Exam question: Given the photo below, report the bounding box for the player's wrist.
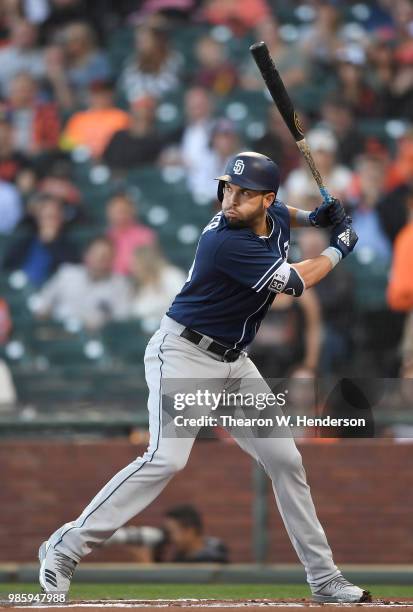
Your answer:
[321,246,342,269]
[295,209,313,227]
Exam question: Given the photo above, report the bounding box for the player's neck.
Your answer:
[251,213,270,237]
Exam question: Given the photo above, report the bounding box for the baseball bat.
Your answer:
[249,41,332,203]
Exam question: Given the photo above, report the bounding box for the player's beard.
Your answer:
[225,217,249,229]
[224,206,265,230]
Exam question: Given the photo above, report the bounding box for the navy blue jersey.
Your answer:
[167,200,291,349]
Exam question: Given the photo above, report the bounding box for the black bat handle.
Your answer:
[249,41,304,142]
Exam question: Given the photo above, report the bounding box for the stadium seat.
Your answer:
[107,26,134,72]
[100,320,150,364]
[343,255,389,311]
[21,320,107,367]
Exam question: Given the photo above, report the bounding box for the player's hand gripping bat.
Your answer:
[250,41,332,205]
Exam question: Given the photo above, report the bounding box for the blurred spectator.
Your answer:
[0,114,31,183]
[16,0,49,24]
[46,21,111,110]
[186,118,241,202]
[0,298,12,345]
[299,2,342,65]
[33,236,132,329]
[387,131,413,190]
[201,0,270,35]
[4,194,78,287]
[119,18,183,103]
[284,130,352,209]
[164,505,229,563]
[297,229,355,375]
[130,243,185,323]
[242,19,308,95]
[347,155,404,375]
[133,0,198,23]
[14,166,39,202]
[103,96,180,171]
[193,35,237,96]
[387,188,413,376]
[37,154,82,215]
[0,179,22,234]
[334,45,380,118]
[181,87,214,188]
[0,3,16,46]
[350,155,392,263]
[368,36,396,116]
[374,133,413,244]
[60,79,129,158]
[251,106,301,183]
[39,0,116,43]
[250,289,321,378]
[106,193,156,275]
[320,97,366,168]
[378,181,410,245]
[372,35,413,121]
[0,298,15,406]
[6,72,61,155]
[0,19,46,95]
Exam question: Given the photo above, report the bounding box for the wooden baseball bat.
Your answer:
[249,41,332,203]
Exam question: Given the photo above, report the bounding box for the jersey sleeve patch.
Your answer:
[267,261,291,293]
[268,262,305,297]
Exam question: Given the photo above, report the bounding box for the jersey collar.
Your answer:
[258,214,275,239]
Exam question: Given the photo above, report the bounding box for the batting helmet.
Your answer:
[216,151,280,202]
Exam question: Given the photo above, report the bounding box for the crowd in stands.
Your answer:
[0,0,412,386]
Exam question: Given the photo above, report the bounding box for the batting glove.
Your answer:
[329,216,358,259]
[309,197,346,228]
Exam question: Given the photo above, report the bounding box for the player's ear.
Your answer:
[263,192,275,208]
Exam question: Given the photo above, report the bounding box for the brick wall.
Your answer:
[1,439,411,564]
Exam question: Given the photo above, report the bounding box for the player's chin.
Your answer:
[225,216,247,229]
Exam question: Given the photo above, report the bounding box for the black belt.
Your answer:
[180,328,242,362]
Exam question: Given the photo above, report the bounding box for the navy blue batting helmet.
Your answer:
[216,151,280,202]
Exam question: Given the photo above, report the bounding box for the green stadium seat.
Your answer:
[67,227,105,252]
[12,368,92,403]
[100,320,149,364]
[21,321,107,367]
[218,89,270,128]
[343,254,389,311]
[170,24,210,73]
[0,235,13,267]
[107,26,134,72]
[60,364,147,403]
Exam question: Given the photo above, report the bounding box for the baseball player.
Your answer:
[39,152,370,603]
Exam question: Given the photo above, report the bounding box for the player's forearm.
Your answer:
[287,206,312,228]
[291,255,334,289]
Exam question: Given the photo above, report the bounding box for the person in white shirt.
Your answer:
[34,236,132,329]
[119,20,183,103]
[130,243,186,325]
[181,87,214,200]
[0,20,46,95]
[184,116,241,203]
[284,129,352,210]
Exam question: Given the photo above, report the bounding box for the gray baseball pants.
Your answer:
[47,315,339,588]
